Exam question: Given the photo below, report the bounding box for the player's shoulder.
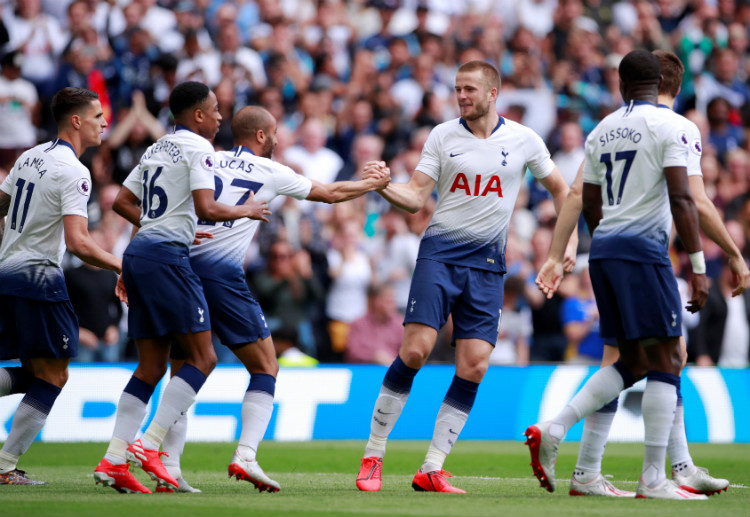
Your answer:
[496,116,546,145]
[430,118,463,137]
[41,140,87,174]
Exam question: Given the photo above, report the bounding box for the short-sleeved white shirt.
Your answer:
[583,101,689,264]
[122,126,216,252]
[189,146,312,281]
[416,117,555,273]
[657,105,703,178]
[0,139,91,300]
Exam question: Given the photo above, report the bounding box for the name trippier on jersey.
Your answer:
[598,127,642,146]
[139,139,183,164]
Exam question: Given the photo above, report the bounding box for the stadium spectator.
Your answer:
[326,218,372,358]
[560,267,603,363]
[0,50,39,173]
[65,229,123,363]
[692,258,750,368]
[251,239,326,357]
[490,274,532,366]
[345,283,403,365]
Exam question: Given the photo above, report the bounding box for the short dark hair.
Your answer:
[50,87,99,125]
[653,50,684,97]
[619,50,660,84]
[231,106,273,142]
[169,81,210,120]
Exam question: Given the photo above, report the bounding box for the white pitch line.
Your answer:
[280,472,750,489]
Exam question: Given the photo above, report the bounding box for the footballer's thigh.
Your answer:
[26,357,71,388]
[173,330,218,376]
[601,344,620,367]
[133,337,171,385]
[454,338,494,383]
[233,336,279,377]
[398,323,439,369]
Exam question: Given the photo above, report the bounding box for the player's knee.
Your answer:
[135,363,168,385]
[400,347,430,369]
[195,348,218,375]
[54,368,70,388]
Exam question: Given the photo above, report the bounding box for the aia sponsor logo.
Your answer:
[449,173,503,197]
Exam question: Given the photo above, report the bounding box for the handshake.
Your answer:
[361,161,391,190]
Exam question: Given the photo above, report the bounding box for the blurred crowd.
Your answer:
[0,0,748,367]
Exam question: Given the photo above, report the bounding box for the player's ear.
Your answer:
[71,114,82,130]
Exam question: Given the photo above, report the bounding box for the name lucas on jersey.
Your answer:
[218,158,254,173]
[599,127,642,146]
[450,172,503,197]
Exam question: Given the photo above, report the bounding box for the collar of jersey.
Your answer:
[657,104,672,109]
[174,124,194,133]
[231,145,256,156]
[51,138,76,155]
[627,100,655,107]
[459,116,505,136]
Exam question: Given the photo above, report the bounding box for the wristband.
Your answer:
[689,251,706,275]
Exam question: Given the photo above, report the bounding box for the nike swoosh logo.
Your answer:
[449,152,464,157]
[448,429,458,435]
[377,409,396,415]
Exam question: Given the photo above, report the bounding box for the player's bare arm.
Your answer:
[376,170,436,214]
[688,175,750,296]
[0,191,9,244]
[536,163,585,298]
[112,186,142,227]
[63,214,122,274]
[581,181,603,234]
[193,188,271,223]
[306,161,390,203]
[537,166,577,271]
[665,165,708,312]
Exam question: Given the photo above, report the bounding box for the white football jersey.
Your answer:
[0,139,91,300]
[658,104,703,177]
[583,101,689,265]
[416,117,554,272]
[122,126,216,250]
[189,146,312,281]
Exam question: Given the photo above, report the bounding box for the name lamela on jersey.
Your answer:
[17,156,47,178]
[599,127,643,146]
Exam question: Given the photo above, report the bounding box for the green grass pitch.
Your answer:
[2,441,748,517]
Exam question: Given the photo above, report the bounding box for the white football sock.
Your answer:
[421,403,468,472]
[237,390,275,461]
[641,379,677,487]
[162,412,188,478]
[142,376,197,450]
[0,368,13,397]
[668,402,695,475]
[104,392,149,464]
[550,365,624,440]
[575,408,616,475]
[364,386,409,458]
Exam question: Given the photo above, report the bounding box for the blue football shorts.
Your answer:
[0,295,79,360]
[123,253,211,339]
[589,258,682,342]
[403,258,504,345]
